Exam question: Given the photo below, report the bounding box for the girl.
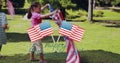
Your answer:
[27,2,57,63]
[0,2,8,57]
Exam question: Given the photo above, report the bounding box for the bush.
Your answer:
[66,9,87,19]
[77,10,87,17]
[94,11,104,17]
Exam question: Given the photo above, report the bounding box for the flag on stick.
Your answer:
[59,21,85,42]
[27,21,53,42]
[65,37,80,63]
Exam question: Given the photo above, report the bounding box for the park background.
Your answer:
[0,0,120,63]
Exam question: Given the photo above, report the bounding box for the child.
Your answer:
[0,2,9,57]
[27,2,57,63]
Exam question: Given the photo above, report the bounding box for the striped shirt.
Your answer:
[0,12,8,44]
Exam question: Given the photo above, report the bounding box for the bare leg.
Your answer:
[39,53,44,61]
[30,52,35,60]
[39,53,47,63]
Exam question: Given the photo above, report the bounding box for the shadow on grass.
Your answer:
[66,19,86,22]
[80,50,120,63]
[93,20,120,24]
[7,33,30,42]
[0,53,66,63]
[0,50,120,63]
[6,32,64,42]
[93,20,120,28]
[104,24,120,28]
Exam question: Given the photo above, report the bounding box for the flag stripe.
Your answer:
[59,28,71,36]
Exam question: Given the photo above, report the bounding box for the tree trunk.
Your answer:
[88,0,94,22]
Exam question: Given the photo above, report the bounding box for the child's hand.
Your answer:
[45,3,49,7]
[2,24,9,30]
[54,9,59,14]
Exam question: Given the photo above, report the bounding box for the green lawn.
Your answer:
[66,9,120,21]
[93,10,120,20]
[0,15,120,63]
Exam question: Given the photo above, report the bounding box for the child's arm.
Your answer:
[40,10,57,19]
[41,4,49,11]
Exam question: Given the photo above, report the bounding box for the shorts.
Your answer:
[30,40,43,53]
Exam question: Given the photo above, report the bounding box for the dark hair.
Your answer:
[27,2,41,19]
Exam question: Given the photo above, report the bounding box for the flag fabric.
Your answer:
[48,4,64,26]
[65,37,80,63]
[52,10,64,26]
[48,4,54,12]
[6,0,15,19]
[59,21,85,42]
[27,21,53,42]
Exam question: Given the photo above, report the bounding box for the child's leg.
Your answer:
[30,51,35,60]
[30,43,38,61]
[39,52,45,61]
[35,40,47,63]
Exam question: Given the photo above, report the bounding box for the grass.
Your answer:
[66,9,120,22]
[93,10,120,20]
[0,14,120,63]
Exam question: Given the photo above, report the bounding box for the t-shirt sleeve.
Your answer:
[33,13,42,19]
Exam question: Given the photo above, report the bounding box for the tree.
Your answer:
[88,0,94,22]
[27,0,39,4]
[111,0,120,6]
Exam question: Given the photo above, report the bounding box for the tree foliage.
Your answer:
[59,0,76,8]
[27,0,76,9]
[111,0,120,6]
[11,0,25,8]
[96,0,120,7]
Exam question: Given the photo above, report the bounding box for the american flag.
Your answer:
[65,37,80,63]
[52,10,64,26]
[48,4,64,26]
[27,21,53,42]
[59,21,85,42]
